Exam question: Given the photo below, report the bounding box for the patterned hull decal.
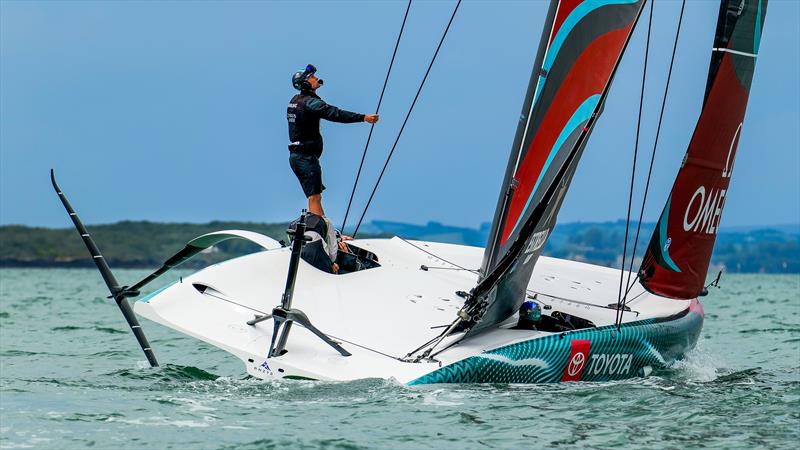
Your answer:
[409,301,703,385]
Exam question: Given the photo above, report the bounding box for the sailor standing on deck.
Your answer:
[287,64,379,218]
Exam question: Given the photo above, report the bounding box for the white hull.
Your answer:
[133,236,703,384]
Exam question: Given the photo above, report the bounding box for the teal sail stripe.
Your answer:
[531,0,640,108]
[658,196,682,272]
[510,94,601,234]
[754,0,762,53]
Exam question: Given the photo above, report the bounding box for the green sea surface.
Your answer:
[1,269,798,449]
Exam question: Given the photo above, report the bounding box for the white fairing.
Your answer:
[134,237,690,383]
[189,230,282,251]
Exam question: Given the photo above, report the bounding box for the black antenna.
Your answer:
[50,170,159,367]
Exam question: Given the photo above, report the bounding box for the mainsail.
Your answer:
[466,0,646,336]
[639,0,767,299]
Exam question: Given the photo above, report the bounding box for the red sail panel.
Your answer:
[481,0,646,275]
[499,25,632,246]
[640,0,767,299]
[550,0,584,45]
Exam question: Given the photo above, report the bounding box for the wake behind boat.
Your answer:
[53,0,766,384]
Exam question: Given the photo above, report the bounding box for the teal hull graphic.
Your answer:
[409,301,703,385]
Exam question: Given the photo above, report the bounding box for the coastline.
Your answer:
[2,220,797,273]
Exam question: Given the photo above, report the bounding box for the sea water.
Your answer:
[1,269,798,449]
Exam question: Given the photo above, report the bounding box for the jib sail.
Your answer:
[639,0,767,299]
[467,0,646,336]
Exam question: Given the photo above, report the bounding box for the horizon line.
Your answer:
[2,218,798,231]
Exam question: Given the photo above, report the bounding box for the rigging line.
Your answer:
[422,266,478,272]
[351,0,462,238]
[621,0,687,305]
[205,291,406,361]
[326,334,406,361]
[405,331,450,359]
[341,0,413,234]
[621,288,650,307]
[616,0,654,329]
[398,236,480,274]
[527,289,640,316]
[203,291,269,316]
[623,271,639,297]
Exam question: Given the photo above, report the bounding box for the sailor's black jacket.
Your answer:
[287,90,364,158]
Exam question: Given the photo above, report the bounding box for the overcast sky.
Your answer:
[1,0,798,230]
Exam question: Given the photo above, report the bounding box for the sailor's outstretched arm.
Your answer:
[307,98,365,123]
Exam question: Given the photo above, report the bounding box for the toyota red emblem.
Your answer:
[561,339,591,381]
[567,351,586,377]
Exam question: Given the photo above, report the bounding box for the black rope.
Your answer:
[206,288,406,362]
[421,265,477,272]
[326,333,406,361]
[398,236,479,274]
[526,289,640,316]
[616,0,653,329]
[341,0,412,235]
[352,0,462,238]
[620,0,687,317]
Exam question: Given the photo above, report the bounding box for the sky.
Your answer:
[1,0,798,231]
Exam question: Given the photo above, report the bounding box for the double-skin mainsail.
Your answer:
[463,0,647,336]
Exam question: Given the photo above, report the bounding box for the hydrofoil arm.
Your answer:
[50,169,159,367]
[127,230,281,294]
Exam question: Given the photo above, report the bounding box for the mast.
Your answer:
[465,0,647,337]
[481,0,560,278]
[639,0,768,299]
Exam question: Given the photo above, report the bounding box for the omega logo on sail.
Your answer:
[681,122,741,235]
[683,186,727,234]
[722,123,743,179]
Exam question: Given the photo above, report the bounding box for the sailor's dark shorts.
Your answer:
[289,152,325,198]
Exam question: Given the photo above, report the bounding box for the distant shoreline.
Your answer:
[1,220,797,273]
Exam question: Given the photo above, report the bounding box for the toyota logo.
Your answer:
[567,352,586,377]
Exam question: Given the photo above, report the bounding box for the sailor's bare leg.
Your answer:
[308,194,325,217]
